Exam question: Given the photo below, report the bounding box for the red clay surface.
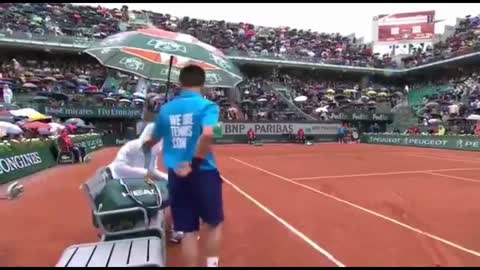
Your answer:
[2,143,480,266]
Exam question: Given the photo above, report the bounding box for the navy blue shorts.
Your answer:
[167,168,224,232]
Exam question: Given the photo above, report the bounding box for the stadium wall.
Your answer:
[362,133,480,151]
[0,134,103,185]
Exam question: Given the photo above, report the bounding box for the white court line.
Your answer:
[229,157,480,258]
[406,154,480,164]
[425,172,480,184]
[291,167,480,181]
[220,175,346,267]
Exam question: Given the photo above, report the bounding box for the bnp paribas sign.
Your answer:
[44,106,142,119]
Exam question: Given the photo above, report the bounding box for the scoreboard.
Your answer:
[373,10,435,42]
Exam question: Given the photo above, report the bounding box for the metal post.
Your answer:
[163,56,174,103]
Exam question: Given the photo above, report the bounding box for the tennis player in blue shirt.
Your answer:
[143,65,223,267]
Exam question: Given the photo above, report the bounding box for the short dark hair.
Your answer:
[179,65,205,88]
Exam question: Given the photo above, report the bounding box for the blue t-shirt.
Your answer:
[152,90,219,171]
[338,127,345,135]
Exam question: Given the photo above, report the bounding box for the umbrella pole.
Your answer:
[163,56,174,103]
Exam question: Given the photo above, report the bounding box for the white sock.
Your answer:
[206,257,219,267]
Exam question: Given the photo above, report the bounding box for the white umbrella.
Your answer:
[104,97,117,102]
[0,121,23,135]
[326,89,335,94]
[367,90,377,96]
[119,99,131,103]
[378,92,388,97]
[133,98,145,103]
[315,106,329,113]
[257,98,268,102]
[343,89,357,94]
[426,102,440,108]
[467,114,480,120]
[133,92,146,99]
[294,96,308,102]
[428,118,442,125]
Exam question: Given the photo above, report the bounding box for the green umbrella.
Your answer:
[84,27,243,89]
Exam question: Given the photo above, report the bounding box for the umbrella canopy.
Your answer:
[294,96,308,102]
[43,76,57,82]
[426,102,440,108]
[315,106,329,113]
[367,90,377,96]
[22,121,51,131]
[360,96,370,101]
[48,122,65,133]
[104,97,117,102]
[77,79,89,85]
[86,85,99,92]
[326,89,335,94]
[133,92,146,99]
[378,92,388,97]
[22,83,37,88]
[133,98,145,103]
[0,121,23,135]
[466,114,480,120]
[119,98,131,103]
[28,77,42,83]
[9,108,48,121]
[65,118,85,126]
[257,98,268,102]
[428,118,442,125]
[84,27,243,87]
[343,89,357,94]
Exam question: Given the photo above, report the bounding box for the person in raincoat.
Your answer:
[107,123,184,243]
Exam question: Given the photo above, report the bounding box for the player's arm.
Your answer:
[191,103,219,169]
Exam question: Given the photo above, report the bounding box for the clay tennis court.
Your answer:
[2,143,480,266]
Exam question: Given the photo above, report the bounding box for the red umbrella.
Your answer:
[22,121,51,131]
[86,85,99,92]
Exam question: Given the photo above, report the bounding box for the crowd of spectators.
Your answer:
[411,67,480,135]
[231,71,406,121]
[1,3,480,69]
